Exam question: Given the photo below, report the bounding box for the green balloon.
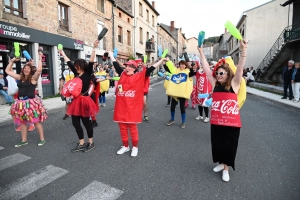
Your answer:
[161,49,169,58]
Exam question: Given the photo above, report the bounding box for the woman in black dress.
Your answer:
[197,39,247,182]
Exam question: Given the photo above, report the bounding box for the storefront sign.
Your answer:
[74,40,84,50]
[0,21,83,51]
[0,23,30,39]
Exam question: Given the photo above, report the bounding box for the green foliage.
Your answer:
[128,54,136,60]
[203,36,220,44]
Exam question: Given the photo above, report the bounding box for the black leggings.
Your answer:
[198,105,209,117]
[71,115,93,140]
[171,97,185,114]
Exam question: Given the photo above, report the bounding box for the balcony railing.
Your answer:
[256,23,300,76]
[145,41,155,53]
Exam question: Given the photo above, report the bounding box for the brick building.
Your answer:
[0,0,113,97]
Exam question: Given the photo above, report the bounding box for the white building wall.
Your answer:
[133,0,158,61]
[244,0,292,69]
[186,38,198,55]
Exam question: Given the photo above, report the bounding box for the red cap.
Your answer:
[124,60,138,68]
[135,59,142,64]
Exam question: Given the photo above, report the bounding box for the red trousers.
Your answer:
[118,123,138,147]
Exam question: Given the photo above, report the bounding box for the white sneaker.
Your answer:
[293,100,299,103]
[117,146,130,155]
[102,103,106,107]
[222,170,230,182]
[131,147,138,157]
[213,164,224,172]
[204,117,210,123]
[195,115,203,120]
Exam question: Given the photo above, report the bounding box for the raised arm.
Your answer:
[197,47,215,87]
[5,58,21,80]
[232,40,248,92]
[108,51,123,75]
[90,40,99,63]
[59,50,76,75]
[32,52,43,81]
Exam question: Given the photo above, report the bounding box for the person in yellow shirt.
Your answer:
[95,65,110,106]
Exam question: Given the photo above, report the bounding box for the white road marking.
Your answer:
[68,181,124,200]
[0,165,69,200]
[0,153,31,171]
[0,146,4,150]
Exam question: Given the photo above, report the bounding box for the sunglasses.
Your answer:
[215,71,227,76]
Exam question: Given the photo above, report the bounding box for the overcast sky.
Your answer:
[154,0,272,38]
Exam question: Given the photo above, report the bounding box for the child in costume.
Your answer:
[95,65,110,107]
[197,39,247,182]
[164,59,196,129]
[110,51,166,157]
[6,51,47,147]
[194,63,212,123]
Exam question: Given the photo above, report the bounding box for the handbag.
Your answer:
[7,76,18,95]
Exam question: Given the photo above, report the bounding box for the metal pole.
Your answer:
[288,4,290,26]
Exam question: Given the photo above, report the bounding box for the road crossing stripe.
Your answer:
[68,181,124,200]
[0,165,69,200]
[0,153,31,172]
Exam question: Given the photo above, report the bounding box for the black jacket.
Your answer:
[0,77,8,90]
[292,68,300,82]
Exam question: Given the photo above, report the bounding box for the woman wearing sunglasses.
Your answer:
[197,39,247,182]
[108,51,166,157]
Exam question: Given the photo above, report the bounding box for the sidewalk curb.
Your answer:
[0,77,164,126]
[247,90,300,110]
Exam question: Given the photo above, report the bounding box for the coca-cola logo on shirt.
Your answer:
[117,90,136,97]
[197,76,205,92]
[212,99,239,115]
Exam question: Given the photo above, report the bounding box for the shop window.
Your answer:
[127,30,131,46]
[4,0,23,17]
[97,0,105,13]
[58,2,69,31]
[139,2,143,16]
[118,26,123,43]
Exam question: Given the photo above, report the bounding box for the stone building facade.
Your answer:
[0,0,113,97]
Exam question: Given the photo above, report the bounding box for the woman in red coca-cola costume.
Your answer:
[193,63,212,123]
[197,39,247,182]
[59,40,99,153]
[108,51,166,157]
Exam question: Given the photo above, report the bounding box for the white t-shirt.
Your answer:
[246,72,255,81]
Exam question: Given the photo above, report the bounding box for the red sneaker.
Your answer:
[28,125,35,132]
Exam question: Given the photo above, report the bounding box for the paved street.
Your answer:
[0,83,300,200]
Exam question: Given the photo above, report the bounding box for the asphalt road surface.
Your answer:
[0,83,299,200]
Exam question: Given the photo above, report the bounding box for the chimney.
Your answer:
[170,21,174,32]
[225,28,227,33]
[152,1,155,9]
[180,28,182,32]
